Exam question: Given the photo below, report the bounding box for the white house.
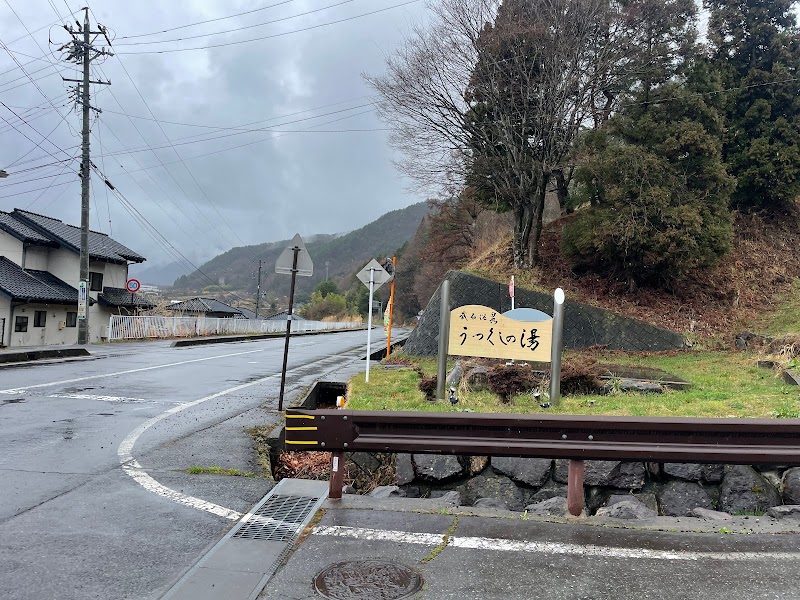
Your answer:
[0,209,153,347]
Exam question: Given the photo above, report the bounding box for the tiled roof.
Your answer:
[236,306,267,320]
[98,287,157,309]
[166,297,243,315]
[0,256,89,304]
[264,309,306,321]
[0,211,57,245]
[11,209,146,263]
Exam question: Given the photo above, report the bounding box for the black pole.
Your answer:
[278,246,300,411]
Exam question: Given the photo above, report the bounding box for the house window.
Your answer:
[15,316,28,332]
[34,310,47,327]
[89,271,104,291]
[66,312,77,328]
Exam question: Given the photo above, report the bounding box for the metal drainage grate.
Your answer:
[232,494,319,542]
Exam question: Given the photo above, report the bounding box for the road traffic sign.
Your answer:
[276,234,313,276]
[126,278,141,293]
[357,259,393,290]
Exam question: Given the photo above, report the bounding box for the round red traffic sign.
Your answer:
[126,278,141,293]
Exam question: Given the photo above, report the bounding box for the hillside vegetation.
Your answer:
[465,205,800,344]
[173,202,428,302]
[373,0,800,343]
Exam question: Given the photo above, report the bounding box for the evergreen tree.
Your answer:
[564,61,734,287]
[707,0,800,210]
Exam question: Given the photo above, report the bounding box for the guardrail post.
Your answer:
[567,459,585,516]
[329,451,346,500]
[329,398,346,499]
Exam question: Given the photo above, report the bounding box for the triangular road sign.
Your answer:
[276,233,313,276]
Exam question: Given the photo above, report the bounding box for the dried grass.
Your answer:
[466,209,800,345]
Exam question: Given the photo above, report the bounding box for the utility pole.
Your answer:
[61,9,111,344]
[255,260,263,318]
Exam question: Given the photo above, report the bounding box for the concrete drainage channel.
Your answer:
[160,479,328,600]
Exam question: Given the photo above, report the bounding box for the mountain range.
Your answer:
[140,202,428,297]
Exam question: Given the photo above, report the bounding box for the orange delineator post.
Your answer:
[386,255,397,358]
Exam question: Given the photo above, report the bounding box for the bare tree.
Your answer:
[367,0,634,267]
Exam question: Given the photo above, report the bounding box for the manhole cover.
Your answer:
[313,559,423,600]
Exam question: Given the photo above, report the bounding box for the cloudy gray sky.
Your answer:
[0,0,430,273]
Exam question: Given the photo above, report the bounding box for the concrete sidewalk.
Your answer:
[162,481,800,600]
[261,493,800,600]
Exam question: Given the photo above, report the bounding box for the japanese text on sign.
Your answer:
[448,305,553,362]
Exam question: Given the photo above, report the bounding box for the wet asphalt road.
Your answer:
[0,330,384,600]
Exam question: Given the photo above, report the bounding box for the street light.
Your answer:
[0,170,8,178]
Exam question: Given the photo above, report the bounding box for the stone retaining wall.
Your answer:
[403,271,685,355]
[364,453,800,520]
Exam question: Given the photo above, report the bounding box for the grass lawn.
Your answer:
[347,351,800,419]
[748,279,800,337]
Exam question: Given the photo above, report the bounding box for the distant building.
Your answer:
[235,306,267,320]
[264,309,306,321]
[166,297,247,319]
[0,209,153,347]
[139,284,162,295]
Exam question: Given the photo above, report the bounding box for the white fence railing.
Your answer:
[107,315,362,341]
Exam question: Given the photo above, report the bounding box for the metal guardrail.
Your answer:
[285,410,800,463]
[285,409,800,513]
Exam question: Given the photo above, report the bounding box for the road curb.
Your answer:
[0,347,90,365]
[171,327,366,348]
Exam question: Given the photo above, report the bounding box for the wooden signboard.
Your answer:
[448,304,553,362]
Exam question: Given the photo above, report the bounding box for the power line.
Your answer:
[96,116,112,236]
[115,0,422,55]
[0,158,73,175]
[0,167,77,188]
[2,105,72,169]
[93,164,252,301]
[0,179,72,199]
[0,64,62,94]
[0,6,77,165]
[119,0,299,40]
[0,101,75,167]
[30,155,79,210]
[92,8,261,261]
[91,118,231,259]
[102,107,381,178]
[0,99,70,136]
[99,93,376,131]
[95,75,247,255]
[115,0,356,46]
[98,102,377,157]
[0,61,54,89]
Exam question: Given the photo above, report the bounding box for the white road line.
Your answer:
[48,393,179,405]
[0,347,266,394]
[117,352,354,520]
[122,460,242,520]
[312,525,800,561]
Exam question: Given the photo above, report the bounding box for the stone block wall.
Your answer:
[403,271,685,356]
[387,455,800,519]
